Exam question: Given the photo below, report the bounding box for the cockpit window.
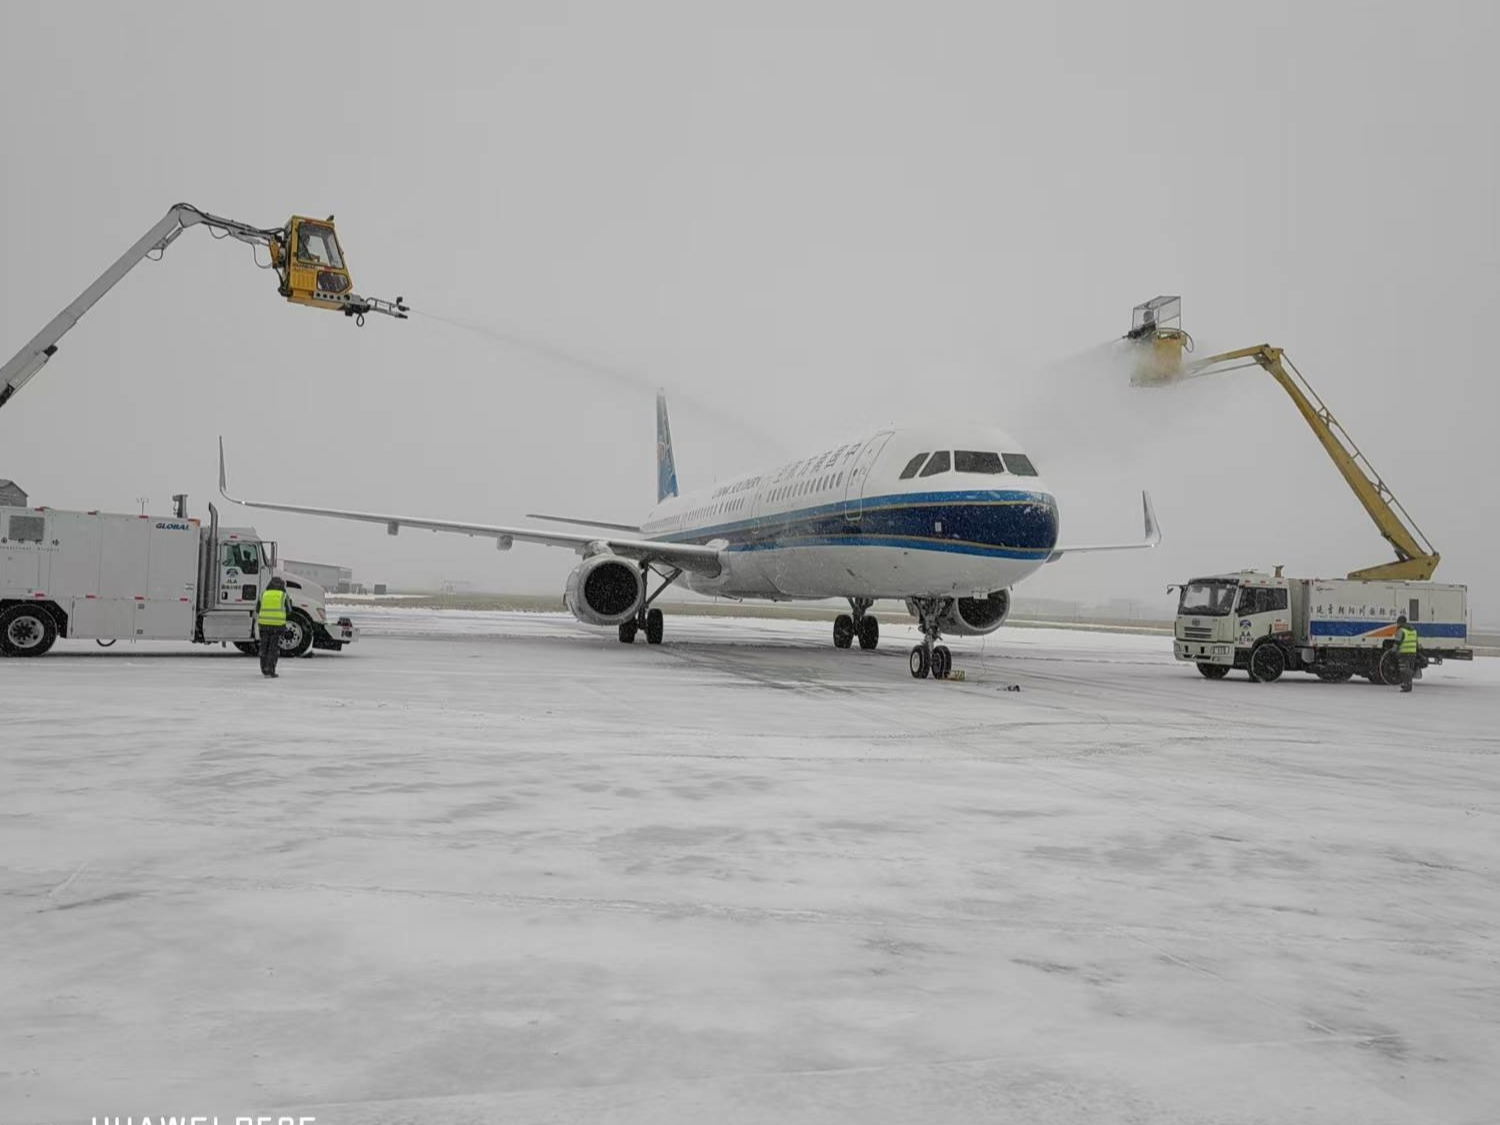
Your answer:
[954,450,1005,474]
[1002,452,1038,476]
[918,450,951,478]
[898,453,928,480]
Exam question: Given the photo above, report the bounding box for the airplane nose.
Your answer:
[970,490,1058,556]
[1040,493,1060,552]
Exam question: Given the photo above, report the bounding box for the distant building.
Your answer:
[0,480,27,507]
[285,559,354,593]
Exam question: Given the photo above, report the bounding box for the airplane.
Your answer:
[218,393,1159,679]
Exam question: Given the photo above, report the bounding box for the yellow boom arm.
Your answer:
[1126,301,1439,581]
[0,204,408,413]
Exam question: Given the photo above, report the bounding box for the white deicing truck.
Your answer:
[1125,298,1472,685]
[0,495,355,658]
[1174,571,1470,683]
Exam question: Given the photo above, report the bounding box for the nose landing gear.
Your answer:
[907,598,953,680]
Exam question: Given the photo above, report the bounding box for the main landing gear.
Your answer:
[618,563,680,646]
[906,597,953,680]
[832,598,880,651]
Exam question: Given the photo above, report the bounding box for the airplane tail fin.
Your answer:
[656,389,679,503]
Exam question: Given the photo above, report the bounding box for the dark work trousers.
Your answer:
[259,626,284,677]
[1398,653,1416,692]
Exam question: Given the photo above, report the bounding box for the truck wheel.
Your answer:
[1375,648,1402,686]
[233,641,259,656]
[279,613,316,659]
[1316,669,1353,683]
[1,605,58,657]
[1196,662,1230,680]
[1248,643,1285,683]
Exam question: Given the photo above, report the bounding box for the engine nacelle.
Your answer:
[929,589,1012,636]
[564,555,645,627]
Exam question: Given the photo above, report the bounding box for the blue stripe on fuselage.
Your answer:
[653,489,1059,559]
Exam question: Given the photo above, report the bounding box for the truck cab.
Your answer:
[206,524,354,656]
[1174,572,1282,676]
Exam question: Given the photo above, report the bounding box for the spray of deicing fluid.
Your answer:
[1004,333,1228,541]
[413,309,782,452]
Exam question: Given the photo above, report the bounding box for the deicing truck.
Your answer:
[0,496,355,658]
[1174,570,1470,683]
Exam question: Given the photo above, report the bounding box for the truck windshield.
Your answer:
[1179,580,1238,616]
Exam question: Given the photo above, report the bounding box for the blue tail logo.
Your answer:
[656,390,678,503]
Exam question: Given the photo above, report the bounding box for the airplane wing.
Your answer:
[1047,491,1161,561]
[526,513,644,533]
[217,439,722,577]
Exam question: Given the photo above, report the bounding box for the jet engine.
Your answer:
[564,555,645,626]
[929,589,1012,636]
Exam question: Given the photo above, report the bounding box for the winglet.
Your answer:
[218,436,240,504]
[1047,489,1162,561]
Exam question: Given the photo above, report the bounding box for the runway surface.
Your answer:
[2,610,1497,1124]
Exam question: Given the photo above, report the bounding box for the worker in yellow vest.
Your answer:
[1393,614,1420,693]
[256,576,291,678]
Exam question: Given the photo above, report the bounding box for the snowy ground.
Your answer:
[3,610,1497,1124]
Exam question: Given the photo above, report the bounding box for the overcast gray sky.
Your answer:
[2,1,1496,620]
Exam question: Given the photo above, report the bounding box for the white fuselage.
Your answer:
[639,424,1059,601]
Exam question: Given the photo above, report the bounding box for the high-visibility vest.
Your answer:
[258,588,287,628]
[1398,625,1419,654]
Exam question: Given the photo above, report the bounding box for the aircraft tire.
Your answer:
[857,616,879,650]
[618,620,638,644]
[833,614,854,649]
[645,608,664,645]
[931,645,952,680]
[908,645,930,679]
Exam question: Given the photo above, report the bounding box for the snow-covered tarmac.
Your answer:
[3,610,1497,1124]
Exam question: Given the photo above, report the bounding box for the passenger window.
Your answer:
[954,450,1005,474]
[918,451,951,478]
[898,453,929,480]
[1002,452,1038,476]
[1268,588,1289,613]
